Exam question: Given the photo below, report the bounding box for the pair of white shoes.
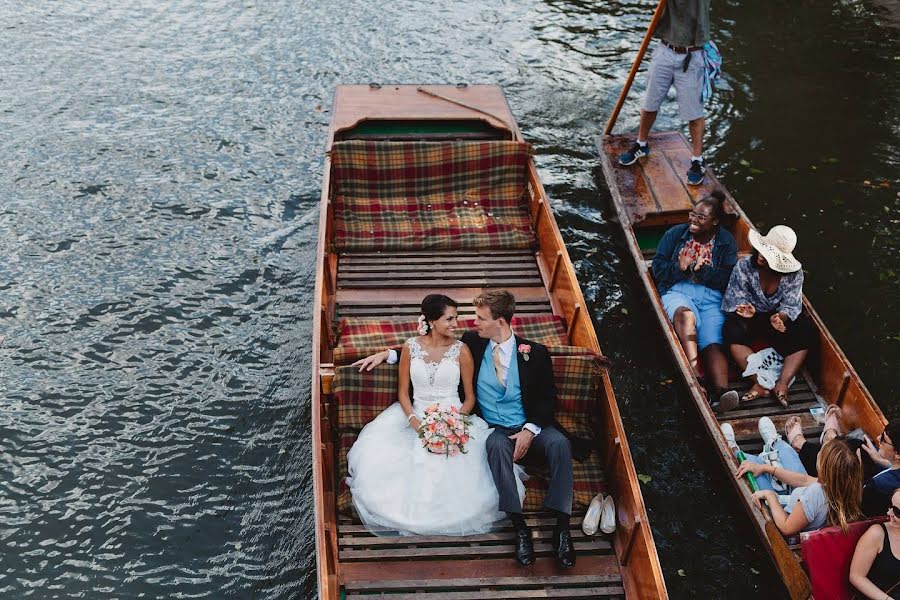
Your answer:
[582,493,616,536]
[721,417,786,490]
[721,416,780,452]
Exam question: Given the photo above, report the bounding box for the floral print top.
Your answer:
[682,238,715,272]
[721,257,804,320]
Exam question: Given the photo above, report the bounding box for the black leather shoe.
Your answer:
[552,527,576,568]
[514,526,535,566]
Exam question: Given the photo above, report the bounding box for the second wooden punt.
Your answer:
[311,84,669,599]
[597,130,887,599]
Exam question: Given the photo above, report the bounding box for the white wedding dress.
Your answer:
[346,337,526,535]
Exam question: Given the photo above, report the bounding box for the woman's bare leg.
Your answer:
[673,308,700,376]
[729,343,769,399]
[701,343,730,393]
[772,350,809,403]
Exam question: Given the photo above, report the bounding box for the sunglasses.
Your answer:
[892,505,900,518]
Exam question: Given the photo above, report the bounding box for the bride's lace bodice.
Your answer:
[407,337,462,409]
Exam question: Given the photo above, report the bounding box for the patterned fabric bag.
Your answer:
[741,347,795,390]
[701,40,722,104]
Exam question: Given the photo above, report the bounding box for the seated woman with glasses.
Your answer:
[862,421,900,517]
[850,487,900,599]
[652,190,739,411]
[721,225,816,407]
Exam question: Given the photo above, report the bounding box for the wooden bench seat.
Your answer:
[337,250,543,289]
[335,289,552,322]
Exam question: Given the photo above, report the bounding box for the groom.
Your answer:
[355,289,576,568]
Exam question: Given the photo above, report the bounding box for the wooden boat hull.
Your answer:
[311,85,669,599]
[597,131,887,600]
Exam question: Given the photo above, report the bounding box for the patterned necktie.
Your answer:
[493,344,505,387]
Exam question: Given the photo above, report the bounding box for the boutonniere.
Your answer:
[518,343,532,361]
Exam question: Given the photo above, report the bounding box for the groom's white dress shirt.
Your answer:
[386,333,541,436]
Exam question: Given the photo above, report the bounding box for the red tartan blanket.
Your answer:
[330,140,535,252]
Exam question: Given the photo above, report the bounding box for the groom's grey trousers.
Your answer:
[486,425,573,515]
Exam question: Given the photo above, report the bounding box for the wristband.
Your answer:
[406,413,416,422]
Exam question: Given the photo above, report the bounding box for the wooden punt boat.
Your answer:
[311,84,668,599]
[597,130,887,599]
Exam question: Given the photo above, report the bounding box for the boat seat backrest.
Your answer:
[332,315,570,365]
[800,516,888,600]
[329,140,535,252]
[330,140,532,201]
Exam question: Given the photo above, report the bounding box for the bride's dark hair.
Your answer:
[420,294,458,333]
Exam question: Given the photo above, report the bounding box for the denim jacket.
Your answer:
[652,223,737,295]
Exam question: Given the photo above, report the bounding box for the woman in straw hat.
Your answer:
[721,225,817,407]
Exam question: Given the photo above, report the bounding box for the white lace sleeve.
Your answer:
[406,337,426,361]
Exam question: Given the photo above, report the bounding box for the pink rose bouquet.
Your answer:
[417,404,472,457]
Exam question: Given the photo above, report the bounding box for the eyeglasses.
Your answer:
[891,505,900,518]
[688,211,713,222]
[881,432,894,449]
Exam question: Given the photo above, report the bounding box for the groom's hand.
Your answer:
[353,349,389,372]
[509,429,535,462]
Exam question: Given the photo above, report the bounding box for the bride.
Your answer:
[346,294,525,535]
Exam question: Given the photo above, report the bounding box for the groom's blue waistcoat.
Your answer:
[477,346,526,428]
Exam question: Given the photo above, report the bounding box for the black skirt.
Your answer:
[723,309,816,357]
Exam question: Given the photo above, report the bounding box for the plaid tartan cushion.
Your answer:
[552,355,602,415]
[522,451,606,512]
[333,314,570,365]
[331,140,533,200]
[333,365,399,431]
[572,451,606,510]
[336,432,355,515]
[330,140,535,251]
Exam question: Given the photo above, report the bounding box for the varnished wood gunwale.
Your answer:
[598,131,886,600]
[526,153,668,599]
[313,85,668,600]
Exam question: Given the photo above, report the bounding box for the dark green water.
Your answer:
[0,1,896,598]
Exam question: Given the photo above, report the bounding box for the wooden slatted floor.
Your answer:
[338,250,543,289]
[338,512,624,599]
[717,372,826,455]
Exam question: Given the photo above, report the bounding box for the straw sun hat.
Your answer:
[748,225,802,274]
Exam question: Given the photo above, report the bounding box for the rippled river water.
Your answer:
[1,1,897,598]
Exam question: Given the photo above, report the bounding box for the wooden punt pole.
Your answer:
[604,0,668,135]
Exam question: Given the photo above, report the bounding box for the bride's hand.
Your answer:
[409,416,421,430]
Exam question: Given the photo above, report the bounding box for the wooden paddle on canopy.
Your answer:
[604,0,669,135]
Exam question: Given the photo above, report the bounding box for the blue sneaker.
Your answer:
[618,142,649,166]
[687,159,706,185]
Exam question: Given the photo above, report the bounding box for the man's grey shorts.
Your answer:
[642,41,705,122]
